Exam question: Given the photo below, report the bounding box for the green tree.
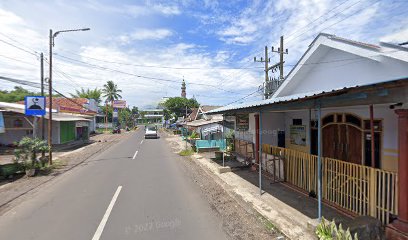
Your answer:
[70,87,102,104]
[160,97,199,119]
[0,86,40,102]
[131,106,139,114]
[119,107,133,127]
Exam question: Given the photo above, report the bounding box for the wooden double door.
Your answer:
[322,124,362,164]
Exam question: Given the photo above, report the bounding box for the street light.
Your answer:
[48,27,90,165]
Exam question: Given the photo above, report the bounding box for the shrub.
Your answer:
[189,131,199,139]
[14,137,50,170]
[316,217,358,240]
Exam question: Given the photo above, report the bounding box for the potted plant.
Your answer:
[14,137,50,177]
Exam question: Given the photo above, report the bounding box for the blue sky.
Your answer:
[0,0,407,108]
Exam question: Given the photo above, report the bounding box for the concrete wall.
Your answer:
[0,114,60,145]
[260,112,285,146]
[234,113,255,142]
[252,104,399,172]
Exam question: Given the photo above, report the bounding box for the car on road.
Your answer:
[145,126,158,139]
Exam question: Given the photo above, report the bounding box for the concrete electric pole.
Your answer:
[254,46,270,99]
[271,36,288,82]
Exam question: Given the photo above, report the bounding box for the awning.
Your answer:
[186,118,222,127]
[44,114,91,122]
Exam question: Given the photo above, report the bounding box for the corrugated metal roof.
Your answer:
[208,78,408,114]
[0,102,91,122]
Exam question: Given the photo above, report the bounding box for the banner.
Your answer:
[0,112,5,133]
[112,100,126,109]
[236,114,249,131]
[290,125,306,146]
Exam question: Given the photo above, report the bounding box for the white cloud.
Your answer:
[380,27,408,43]
[151,4,181,16]
[119,28,173,44]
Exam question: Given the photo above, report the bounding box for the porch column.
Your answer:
[386,109,408,239]
[255,114,260,164]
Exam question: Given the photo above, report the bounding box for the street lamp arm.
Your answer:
[53,28,91,38]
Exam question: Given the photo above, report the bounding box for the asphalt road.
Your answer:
[0,130,228,240]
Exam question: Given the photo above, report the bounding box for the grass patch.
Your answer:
[257,213,277,232]
[38,159,68,175]
[179,149,195,156]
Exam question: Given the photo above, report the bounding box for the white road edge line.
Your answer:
[132,150,138,159]
[140,140,144,144]
[91,186,122,240]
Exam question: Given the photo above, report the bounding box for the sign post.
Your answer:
[24,96,46,152]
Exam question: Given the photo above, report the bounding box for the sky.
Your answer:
[0,0,407,108]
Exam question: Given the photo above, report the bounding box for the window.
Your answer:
[14,119,23,128]
[345,114,362,127]
[292,119,302,125]
[322,114,334,126]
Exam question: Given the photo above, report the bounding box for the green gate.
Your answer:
[60,121,75,143]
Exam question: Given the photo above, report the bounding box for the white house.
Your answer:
[209,33,408,236]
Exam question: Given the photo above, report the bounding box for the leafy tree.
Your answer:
[131,106,139,114]
[70,87,102,104]
[160,97,199,119]
[0,86,40,102]
[119,107,134,127]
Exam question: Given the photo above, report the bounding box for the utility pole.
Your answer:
[254,46,281,99]
[40,53,45,140]
[271,36,288,82]
[254,46,270,99]
[48,27,90,165]
[48,30,53,165]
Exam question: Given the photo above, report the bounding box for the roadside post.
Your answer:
[222,114,225,167]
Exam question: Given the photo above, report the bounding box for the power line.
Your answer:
[224,87,263,106]
[0,54,39,67]
[0,75,95,112]
[0,38,39,57]
[284,0,353,40]
[53,50,263,70]
[53,53,244,94]
[286,0,375,45]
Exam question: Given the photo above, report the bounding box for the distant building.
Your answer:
[136,109,164,125]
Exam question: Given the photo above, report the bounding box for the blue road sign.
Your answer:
[25,96,46,116]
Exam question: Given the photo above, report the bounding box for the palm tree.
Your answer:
[70,87,102,104]
[102,81,122,106]
[102,81,122,128]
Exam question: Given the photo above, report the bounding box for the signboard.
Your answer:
[112,100,126,109]
[0,112,5,133]
[113,108,118,118]
[236,114,249,131]
[290,125,306,146]
[25,96,46,116]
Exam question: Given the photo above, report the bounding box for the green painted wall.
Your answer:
[60,121,75,143]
